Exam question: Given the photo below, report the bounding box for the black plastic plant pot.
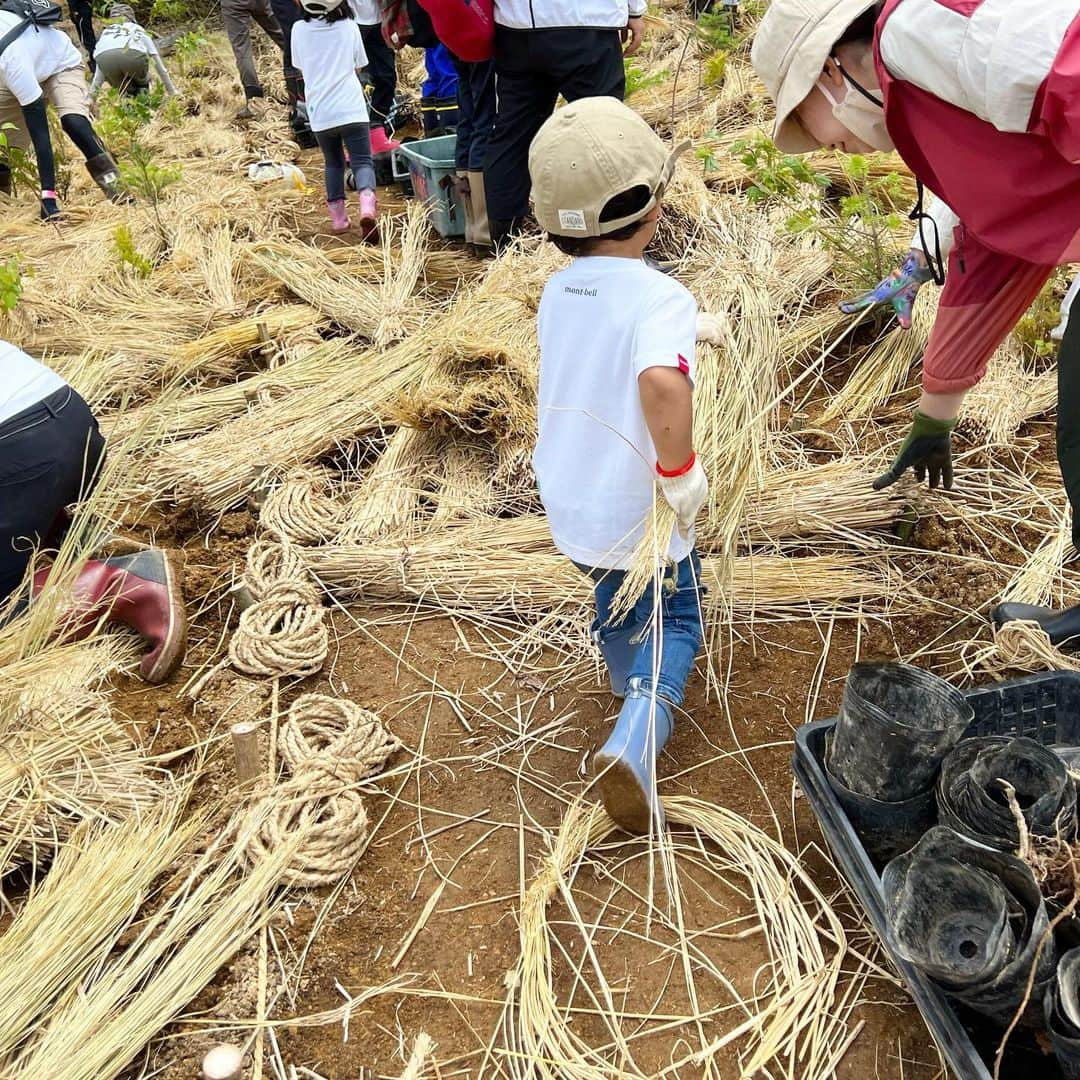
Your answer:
[1047,975,1080,1079]
[823,745,937,866]
[884,827,1058,1028]
[828,662,973,802]
[938,736,1078,851]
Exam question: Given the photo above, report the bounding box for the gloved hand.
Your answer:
[872,411,957,491]
[696,311,727,345]
[840,252,934,330]
[453,173,471,200]
[657,453,708,537]
[40,191,61,221]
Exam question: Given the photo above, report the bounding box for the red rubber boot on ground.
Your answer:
[33,549,187,683]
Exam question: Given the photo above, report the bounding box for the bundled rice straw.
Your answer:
[0,639,163,875]
[501,796,856,1079]
[0,803,197,1063]
[3,806,299,1080]
[304,514,906,622]
[816,295,937,423]
[163,304,326,382]
[336,427,443,542]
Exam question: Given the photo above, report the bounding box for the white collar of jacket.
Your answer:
[493,0,645,31]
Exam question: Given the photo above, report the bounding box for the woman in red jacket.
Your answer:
[753,0,1080,642]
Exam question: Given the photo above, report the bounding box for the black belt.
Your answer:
[0,386,73,442]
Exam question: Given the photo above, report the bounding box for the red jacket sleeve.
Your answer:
[921,231,1054,395]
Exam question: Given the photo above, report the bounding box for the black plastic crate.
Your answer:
[793,671,1080,1080]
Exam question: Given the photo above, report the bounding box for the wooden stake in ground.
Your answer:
[232,722,262,787]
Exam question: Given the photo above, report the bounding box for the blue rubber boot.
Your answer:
[593,623,645,698]
[593,679,674,834]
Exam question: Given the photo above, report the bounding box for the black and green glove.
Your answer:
[872,411,957,491]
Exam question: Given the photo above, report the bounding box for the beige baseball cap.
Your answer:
[528,97,690,238]
[750,0,879,153]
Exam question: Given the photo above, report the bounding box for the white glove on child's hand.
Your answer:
[696,311,727,345]
[657,454,708,538]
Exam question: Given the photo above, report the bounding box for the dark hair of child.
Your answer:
[837,2,884,46]
[302,2,351,21]
[548,184,654,257]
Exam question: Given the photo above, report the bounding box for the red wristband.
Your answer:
[41,190,57,200]
[656,451,696,478]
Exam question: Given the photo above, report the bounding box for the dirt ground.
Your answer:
[104,497,1015,1080]
[89,123,1057,1080]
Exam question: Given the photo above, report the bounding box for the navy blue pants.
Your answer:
[451,57,495,172]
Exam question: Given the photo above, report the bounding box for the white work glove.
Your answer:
[696,311,727,345]
[656,454,708,538]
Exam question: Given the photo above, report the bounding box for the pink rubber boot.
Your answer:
[327,198,350,233]
[358,189,378,242]
[370,126,401,156]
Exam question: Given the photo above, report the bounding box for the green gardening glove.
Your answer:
[872,411,957,491]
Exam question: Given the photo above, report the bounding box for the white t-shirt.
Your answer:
[94,21,158,57]
[290,17,369,132]
[347,0,379,27]
[534,257,698,571]
[0,340,66,424]
[0,13,81,106]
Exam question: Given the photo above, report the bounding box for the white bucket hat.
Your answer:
[750,0,879,153]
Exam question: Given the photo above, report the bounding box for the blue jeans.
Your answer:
[576,551,705,708]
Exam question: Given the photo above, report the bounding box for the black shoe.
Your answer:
[992,602,1080,646]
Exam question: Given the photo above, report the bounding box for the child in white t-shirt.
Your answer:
[291,0,378,238]
[529,97,709,835]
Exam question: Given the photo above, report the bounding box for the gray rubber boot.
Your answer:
[85,152,130,202]
[593,680,674,834]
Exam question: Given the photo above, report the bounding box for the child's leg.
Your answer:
[593,552,705,834]
[316,129,348,202]
[626,551,705,708]
[341,124,375,193]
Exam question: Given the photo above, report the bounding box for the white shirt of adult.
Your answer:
[534,257,698,571]
[0,13,81,105]
[347,0,379,28]
[0,340,66,425]
[290,15,369,132]
[494,0,646,32]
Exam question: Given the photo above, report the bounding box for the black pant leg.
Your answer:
[466,59,495,171]
[360,23,396,134]
[0,390,104,601]
[268,0,299,75]
[68,0,97,66]
[451,55,473,172]
[553,28,625,101]
[485,28,558,223]
[1059,302,1080,551]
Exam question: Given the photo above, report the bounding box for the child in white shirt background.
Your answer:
[291,0,378,237]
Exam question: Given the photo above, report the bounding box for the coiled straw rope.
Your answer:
[260,471,345,545]
[229,541,328,678]
[242,694,398,886]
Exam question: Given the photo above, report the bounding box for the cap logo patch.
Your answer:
[558,209,587,232]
